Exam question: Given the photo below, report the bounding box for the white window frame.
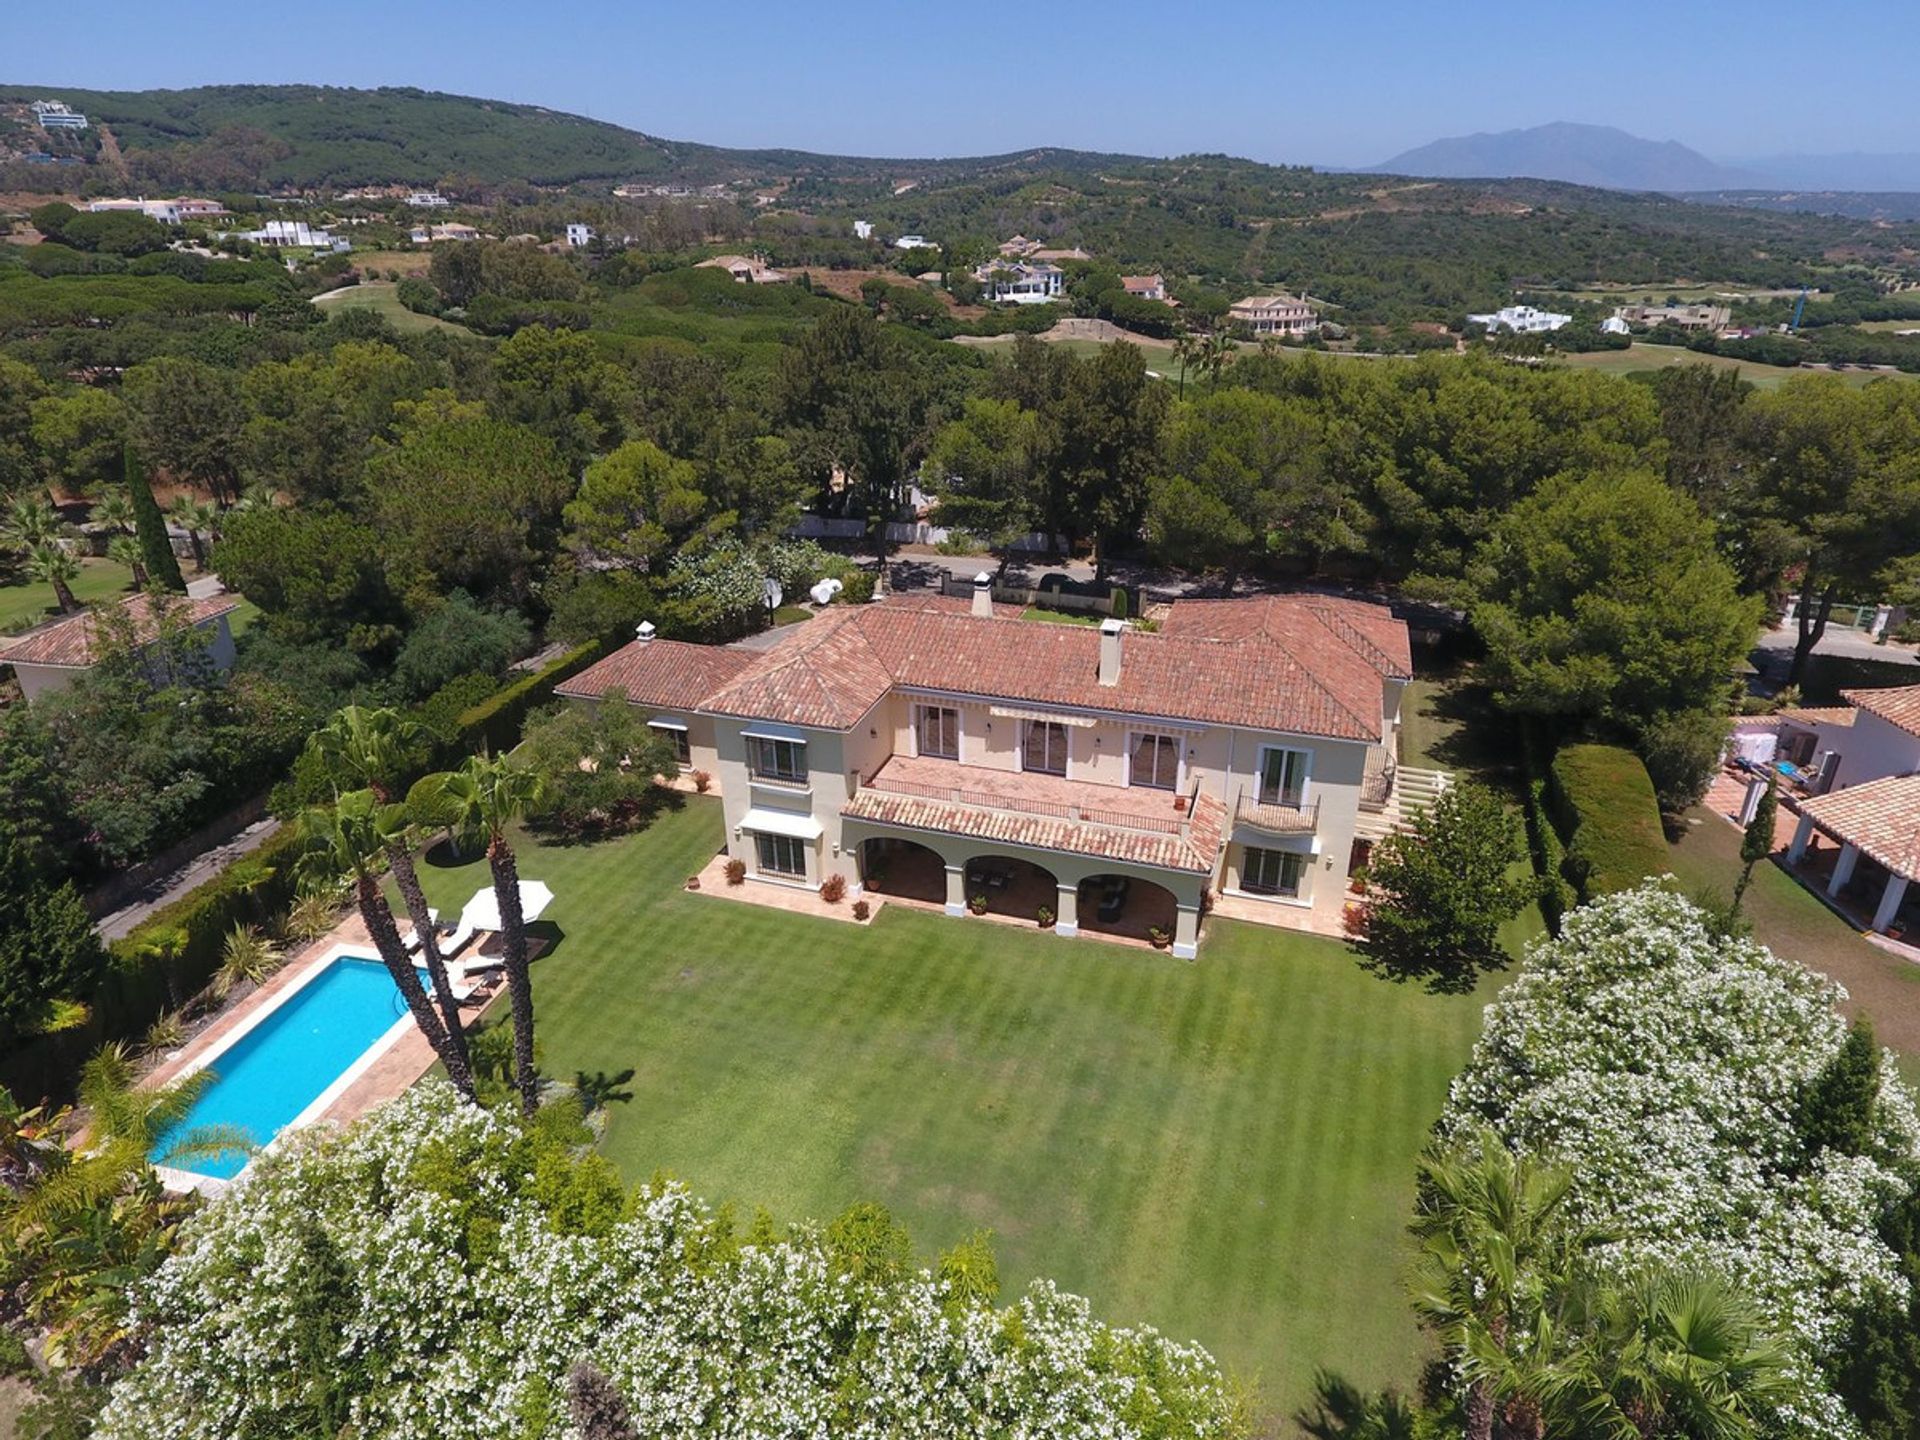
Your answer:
[747,735,808,784]
[1127,730,1183,791]
[913,703,962,761]
[1021,719,1070,777]
[649,718,691,766]
[754,831,809,879]
[1242,846,1306,898]
[1255,745,1312,809]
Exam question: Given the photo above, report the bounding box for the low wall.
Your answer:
[82,792,271,920]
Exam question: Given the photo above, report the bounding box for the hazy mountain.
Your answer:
[1726,152,1920,192]
[1372,121,1757,192]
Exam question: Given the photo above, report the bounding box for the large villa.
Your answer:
[560,580,1445,956]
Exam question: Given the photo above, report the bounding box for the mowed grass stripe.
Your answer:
[410,799,1487,1425]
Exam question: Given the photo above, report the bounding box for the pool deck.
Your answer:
[145,912,505,1191]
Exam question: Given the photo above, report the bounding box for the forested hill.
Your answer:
[0,82,1138,191]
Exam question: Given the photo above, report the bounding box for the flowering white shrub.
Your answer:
[1442,882,1920,1437]
[97,1084,1246,1440]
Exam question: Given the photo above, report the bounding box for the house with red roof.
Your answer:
[561,581,1447,955]
[0,592,238,704]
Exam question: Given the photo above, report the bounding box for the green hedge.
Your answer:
[1547,743,1669,903]
[450,639,602,758]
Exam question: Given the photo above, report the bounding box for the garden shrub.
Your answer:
[818,874,846,904]
[451,640,602,759]
[97,1084,1247,1440]
[1442,883,1920,1437]
[1547,743,1668,902]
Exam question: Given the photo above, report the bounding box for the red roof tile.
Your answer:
[563,593,1406,741]
[556,639,753,710]
[1798,775,1920,882]
[1843,684,1920,739]
[0,592,237,669]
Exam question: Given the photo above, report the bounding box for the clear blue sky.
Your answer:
[12,0,1917,165]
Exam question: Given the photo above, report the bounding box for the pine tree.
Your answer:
[125,443,185,593]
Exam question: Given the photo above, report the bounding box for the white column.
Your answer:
[1828,843,1860,897]
[1738,778,1767,827]
[944,864,966,917]
[1171,902,1201,961]
[1873,875,1909,934]
[1787,814,1815,864]
[1054,881,1079,937]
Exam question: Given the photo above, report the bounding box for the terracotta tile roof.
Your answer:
[844,775,1227,873]
[1843,684,1920,739]
[1120,274,1164,293]
[1777,705,1858,728]
[564,593,1406,741]
[1798,775,1920,882]
[0,592,237,669]
[556,639,754,710]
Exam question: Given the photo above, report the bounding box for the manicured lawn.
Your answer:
[0,556,135,633]
[411,798,1491,1422]
[312,280,474,336]
[1667,807,1920,1081]
[1556,343,1901,391]
[1020,605,1101,625]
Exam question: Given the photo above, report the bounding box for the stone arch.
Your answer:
[1076,871,1178,944]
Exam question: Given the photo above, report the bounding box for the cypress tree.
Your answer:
[125,443,185,593]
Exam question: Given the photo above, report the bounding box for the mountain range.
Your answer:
[1371,121,1920,197]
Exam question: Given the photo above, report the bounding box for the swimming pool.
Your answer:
[155,952,430,1181]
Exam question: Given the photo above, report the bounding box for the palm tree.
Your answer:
[1549,1270,1792,1440]
[26,539,81,613]
[168,495,220,571]
[2,494,62,550]
[1196,329,1237,390]
[90,488,135,536]
[306,707,469,1081]
[1171,331,1199,399]
[1408,1128,1600,1440]
[297,790,476,1101]
[107,533,149,587]
[4,1045,251,1367]
[413,754,546,1116]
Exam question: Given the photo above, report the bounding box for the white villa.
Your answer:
[1228,293,1315,337]
[405,192,451,208]
[1466,305,1572,334]
[32,101,88,130]
[565,223,593,248]
[559,585,1447,957]
[974,260,1065,305]
[894,235,934,250]
[86,197,227,226]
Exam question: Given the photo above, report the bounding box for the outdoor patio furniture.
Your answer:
[398,909,440,954]
[1096,877,1129,923]
[438,917,476,957]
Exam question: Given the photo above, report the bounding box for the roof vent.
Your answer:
[1098,617,1124,687]
[971,571,993,618]
[635,621,656,644]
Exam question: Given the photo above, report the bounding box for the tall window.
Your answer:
[1022,720,1069,776]
[747,736,807,783]
[1243,847,1305,897]
[915,705,960,760]
[1258,747,1309,808]
[1130,732,1180,790]
[651,722,691,766]
[754,832,807,878]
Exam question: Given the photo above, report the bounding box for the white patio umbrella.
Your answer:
[460,879,555,933]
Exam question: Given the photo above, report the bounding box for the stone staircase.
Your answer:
[1354,764,1452,840]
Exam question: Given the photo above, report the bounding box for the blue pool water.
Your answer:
[155,956,425,1180]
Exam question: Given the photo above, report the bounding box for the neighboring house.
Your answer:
[1757,683,1920,936]
[1466,305,1571,334]
[236,220,348,252]
[696,254,787,284]
[974,260,1064,305]
[1120,274,1169,302]
[564,222,593,248]
[1600,315,1632,335]
[560,586,1439,957]
[1030,246,1091,263]
[853,220,874,240]
[0,593,239,704]
[405,192,451,208]
[32,101,88,130]
[998,234,1036,257]
[1228,293,1316,337]
[86,197,227,225]
[894,234,933,250]
[1615,302,1730,331]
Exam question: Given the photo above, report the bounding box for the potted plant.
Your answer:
[820,874,847,903]
[691,769,712,793]
[967,893,989,915]
[1173,794,1188,814]
[1147,925,1170,950]
[686,874,702,891]
[725,858,747,886]
[1036,904,1055,929]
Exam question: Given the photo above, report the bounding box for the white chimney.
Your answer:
[1098,617,1124,686]
[971,571,993,618]
[635,621,656,644]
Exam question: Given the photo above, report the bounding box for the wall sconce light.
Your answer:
[869,727,878,738]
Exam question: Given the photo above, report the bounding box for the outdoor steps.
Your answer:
[1354,765,1451,840]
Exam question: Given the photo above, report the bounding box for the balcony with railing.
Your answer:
[1233,789,1319,835]
[1359,748,1396,813]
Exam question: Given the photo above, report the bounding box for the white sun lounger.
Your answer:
[438,917,477,958]
[398,909,441,954]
